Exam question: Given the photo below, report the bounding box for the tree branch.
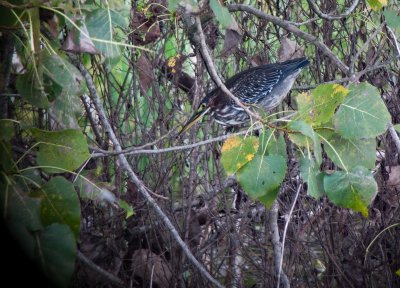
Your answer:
[70,55,224,288]
[77,251,124,287]
[306,0,360,20]
[228,4,349,74]
[269,200,290,288]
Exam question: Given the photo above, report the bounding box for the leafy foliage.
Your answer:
[221,135,258,174]
[30,128,90,173]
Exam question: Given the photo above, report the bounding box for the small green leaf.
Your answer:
[0,119,15,141]
[383,10,400,32]
[324,167,378,217]
[118,199,135,218]
[321,130,376,170]
[396,268,400,277]
[367,0,387,11]
[35,223,76,288]
[85,9,121,59]
[258,129,287,160]
[289,120,322,165]
[221,136,259,175]
[297,84,349,126]
[334,83,391,139]
[40,177,80,238]
[30,128,90,173]
[210,0,234,28]
[237,155,287,202]
[16,69,49,108]
[300,157,324,198]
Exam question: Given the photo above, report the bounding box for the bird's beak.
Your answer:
[179,107,211,135]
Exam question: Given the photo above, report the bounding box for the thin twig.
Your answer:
[193,16,263,122]
[278,184,302,288]
[69,54,224,288]
[228,4,349,74]
[77,251,124,287]
[269,201,290,288]
[388,123,400,155]
[306,0,360,20]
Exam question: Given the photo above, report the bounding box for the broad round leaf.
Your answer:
[237,154,287,201]
[323,167,378,217]
[221,136,259,175]
[31,128,90,173]
[86,9,123,59]
[297,84,349,126]
[321,131,376,170]
[16,69,49,108]
[334,83,391,139]
[35,223,76,288]
[40,176,80,238]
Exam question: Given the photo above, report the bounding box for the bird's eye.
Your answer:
[200,103,207,109]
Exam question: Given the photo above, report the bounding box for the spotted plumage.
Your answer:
[180,57,309,133]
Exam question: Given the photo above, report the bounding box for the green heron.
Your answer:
[180,57,309,133]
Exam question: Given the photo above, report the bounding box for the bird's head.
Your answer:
[179,92,214,134]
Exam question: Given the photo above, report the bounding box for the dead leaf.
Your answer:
[278,36,305,62]
[131,10,161,45]
[221,20,242,57]
[131,249,172,287]
[137,54,153,95]
[62,17,100,54]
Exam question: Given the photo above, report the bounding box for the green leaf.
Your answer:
[288,120,322,165]
[367,0,387,11]
[0,141,14,172]
[237,155,287,202]
[384,10,400,32]
[321,130,376,170]
[300,158,324,198]
[297,84,349,126]
[324,167,378,217]
[85,9,121,59]
[334,83,391,139]
[42,53,86,97]
[1,177,42,259]
[396,268,400,277]
[0,119,15,141]
[35,223,76,288]
[221,136,259,175]
[40,177,80,238]
[30,128,90,173]
[210,0,234,28]
[258,129,287,160]
[118,199,135,218]
[16,69,49,108]
[258,187,280,208]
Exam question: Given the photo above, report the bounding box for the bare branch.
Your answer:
[77,251,124,287]
[388,123,400,155]
[192,15,263,122]
[228,4,349,74]
[69,54,224,288]
[307,0,360,20]
[269,200,290,288]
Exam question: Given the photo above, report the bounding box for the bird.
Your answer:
[180,57,309,134]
